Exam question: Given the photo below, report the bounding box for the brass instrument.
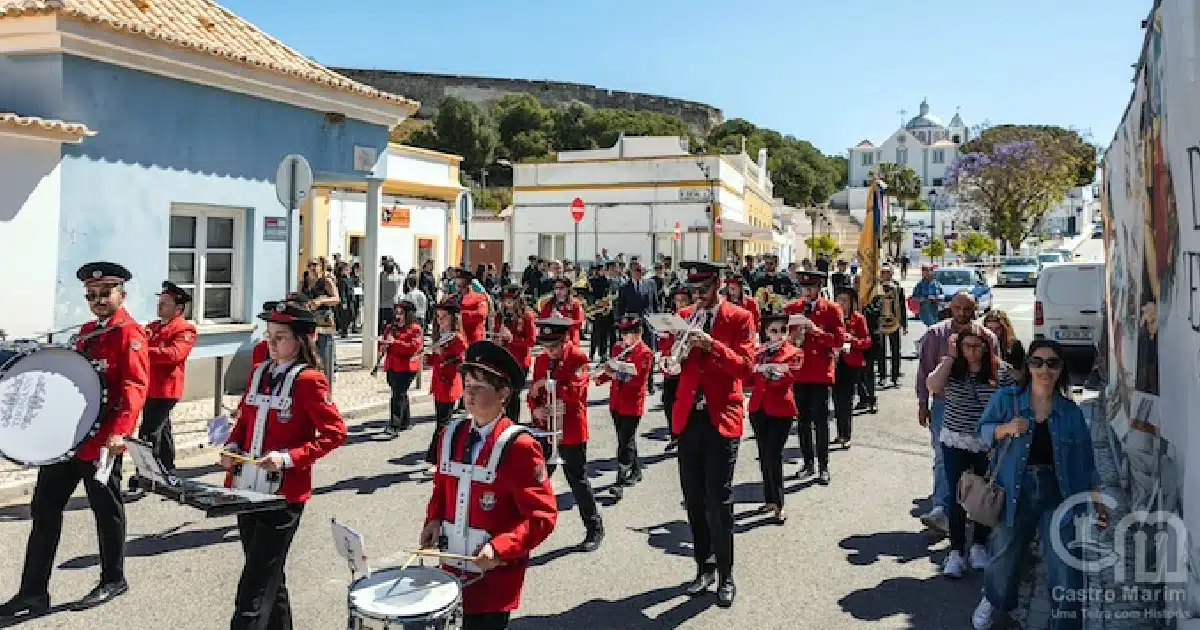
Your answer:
[530,376,564,467]
[585,296,613,321]
[878,282,901,335]
[755,286,784,314]
[594,343,637,384]
[658,308,705,376]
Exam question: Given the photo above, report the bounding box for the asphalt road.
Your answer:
[0,279,1060,629]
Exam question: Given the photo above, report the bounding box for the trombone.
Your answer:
[530,378,564,467]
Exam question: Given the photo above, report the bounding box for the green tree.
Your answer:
[948,125,1090,253]
[921,236,947,261]
[882,215,905,258]
[877,163,922,233]
[431,96,499,173]
[492,94,552,161]
[805,234,842,259]
[951,232,998,259]
[582,108,694,148]
[551,101,594,150]
[705,118,842,207]
[825,155,848,189]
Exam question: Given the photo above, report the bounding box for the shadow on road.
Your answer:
[58,523,239,570]
[0,603,75,628]
[510,584,712,629]
[839,573,984,629]
[839,530,943,567]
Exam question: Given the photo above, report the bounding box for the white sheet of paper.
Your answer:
[126,439,169,485]
[208,415,232,447]
[353,287,364,296]
[754,363,792,373]
[644,313,689,333]
[842,342,852,352]
[94,447,114,484]
[609,360,637,375]
[331,520,371,577]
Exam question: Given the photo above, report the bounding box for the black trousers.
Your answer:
[611,412,642,484]
[385,371,417,429]
[642,329,657,394]
[464,612,511,630]
[591,317,613,360]
[793,383,831,470]
[749,411,792,508]
[139,398,178,471]
[878,330,902,381]
[19,458,126,596]
[426,401,456,463]
[859,338,882,402]
[832,363,861,441]
[661,376,679,423]
[545,443,602,534]
[677,412,738,579]
[231,503,304,630]
[378,307,394,334]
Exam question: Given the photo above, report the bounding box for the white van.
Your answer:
[1034,262,1105,362]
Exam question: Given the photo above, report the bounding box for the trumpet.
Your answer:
[531,378,564,467]
[594,344,637,384]
[658,308,705,376]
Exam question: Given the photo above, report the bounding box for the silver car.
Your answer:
[996,256,1040,287]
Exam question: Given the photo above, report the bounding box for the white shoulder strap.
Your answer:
[437,418,467,469]
[272,363,307,410]
[246,361,270,398]
[478,425,531,483]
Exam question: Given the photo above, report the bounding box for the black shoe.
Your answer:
[71,580,128,611]
[665,438,678,452]
[716,578,737,608]
[383,426,398,439]
[0,593,49,619]
[817,469,831,485]
[685,570,716,596]
[580,529,604,552]
[797,464,815,479]
[629,469,644,485]
[892,378,899,387]
[122,488,146,503]
[853,400,870,411]
[610,484,624,500]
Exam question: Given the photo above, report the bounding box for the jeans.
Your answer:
[930,398,951,510]
[942,445,992,552]
[984,466,1083,629]
[316,333,335,384]
[918,300,940,326]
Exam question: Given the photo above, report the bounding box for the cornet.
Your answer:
[658,308,705,376]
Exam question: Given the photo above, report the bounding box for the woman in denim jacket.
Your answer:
[970,339,1107,630]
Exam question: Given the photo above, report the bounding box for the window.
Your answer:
[932,178,944,187]
[896,148,908,165]
[169,205,245,324]
[538,234,566,261]
[932,149,946,164]
[860,152,873,166]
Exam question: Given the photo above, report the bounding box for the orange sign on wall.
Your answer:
[381,206,411,227]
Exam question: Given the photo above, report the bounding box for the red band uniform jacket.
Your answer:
[75,307,150,462]
[382,322,423,373]
[251,340,269,368]
[426,417,558,615]
[538,299,585,348]
[671,300,756,439]
[498,311,537,371]
[526,345,590,445]
[748,341,802,418]
[225,365,347,503]
[731,295,761,334]
[840,312,872,369]
[146,315,196,400]
[594,341,654,417]
[427,332,467,403]
[458,290,490,345]
[785,298,846,385]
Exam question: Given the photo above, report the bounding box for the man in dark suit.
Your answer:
[615,260,661,393]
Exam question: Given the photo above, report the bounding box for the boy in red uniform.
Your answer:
[593,315,654,499]
[747,312,801,523]
[526,315,604,551]
[832,287,873,445]
[126,281,197,500]
[453,267,490,345]
[380,299,424,435]
[421,341,558,630]
[785,270,845,485]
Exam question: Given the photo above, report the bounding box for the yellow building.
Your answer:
[719,150,778,259]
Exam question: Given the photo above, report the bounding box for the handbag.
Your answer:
[956,392,1017,528]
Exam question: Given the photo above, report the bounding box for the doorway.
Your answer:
[347,234,364,264]
[415,235,439,272]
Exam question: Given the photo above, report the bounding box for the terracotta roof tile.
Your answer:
[0,112,96,138]
[855,139,874,148]
[0,0,419,114]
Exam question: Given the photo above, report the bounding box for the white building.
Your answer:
[511,136,777,268]
[1040,184,1099,236]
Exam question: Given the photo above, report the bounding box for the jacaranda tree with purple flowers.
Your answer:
[946,125,1096,253]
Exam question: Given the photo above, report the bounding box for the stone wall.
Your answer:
[333,69,724,136]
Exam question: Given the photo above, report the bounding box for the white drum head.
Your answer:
[0,346,104,465]
[350,567,461,618]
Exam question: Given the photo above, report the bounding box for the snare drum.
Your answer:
[0,341,106,466]
[348,566,463,629]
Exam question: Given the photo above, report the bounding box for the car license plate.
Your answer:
[1054,329,1092,341]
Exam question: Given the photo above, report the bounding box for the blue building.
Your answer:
[0,0,417,398]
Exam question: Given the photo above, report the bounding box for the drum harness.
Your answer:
[230,361,306,495]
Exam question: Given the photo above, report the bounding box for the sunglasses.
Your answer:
[84,287,117,301]
[1027,356,1064,370]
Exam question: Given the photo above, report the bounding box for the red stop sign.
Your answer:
[673,220,681,241]
[570,197,585,223]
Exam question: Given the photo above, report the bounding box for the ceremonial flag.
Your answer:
[856,179,887,306]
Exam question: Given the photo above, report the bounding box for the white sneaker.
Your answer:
[969,544,990,570]
[942,550,966,578]
[919,506,949,533]
[971,596,994,629]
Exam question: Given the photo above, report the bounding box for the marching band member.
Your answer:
[723,275,760,333]
[657,285,694,451]
[421,341,558,630]
[251,293,312,367]
[380,300,424,436]
[454,267,491,345]
[593,315,654,500]
[785,270,845,485]
[127,280,196,500]
[494,284,537,424]
[747,312,801,523]
[0,262,149,620]
[873,263,907,387]
[220,302,347,630]
[670,261,755,607]
[537,276,585,347]
[526,315,604,551]
[426,299,469,472]
[832,287,873,447]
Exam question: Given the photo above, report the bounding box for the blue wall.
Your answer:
[12,55,391,357]
[0,54,63,117]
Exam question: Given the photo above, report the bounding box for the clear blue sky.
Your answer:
[224,0,1150,155]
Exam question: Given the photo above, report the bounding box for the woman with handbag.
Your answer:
[969,339,1106,630]
[925,325,1013,578]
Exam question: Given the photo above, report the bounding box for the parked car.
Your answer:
[1038,251,1067,268]
[996,256,1040,287]
[1034,262,1105,367]
[932,267,992,318]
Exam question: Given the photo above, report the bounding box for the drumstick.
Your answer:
[219,450,256,465]
[407,548,480,563]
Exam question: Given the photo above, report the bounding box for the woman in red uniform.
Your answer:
[494,284,537,423]
[593,315,655,499]
[656,285,693,451]
[251,293,313,367]
[220,303,347,630]
[832,287,873,446]
[747,312,801,523]
[380,299,424,436]
[425,299,468,472]
[723,276,760,332]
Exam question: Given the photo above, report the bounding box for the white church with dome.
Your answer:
[833,99,970,213]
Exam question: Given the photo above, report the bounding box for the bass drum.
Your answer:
[0,341,106,466]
